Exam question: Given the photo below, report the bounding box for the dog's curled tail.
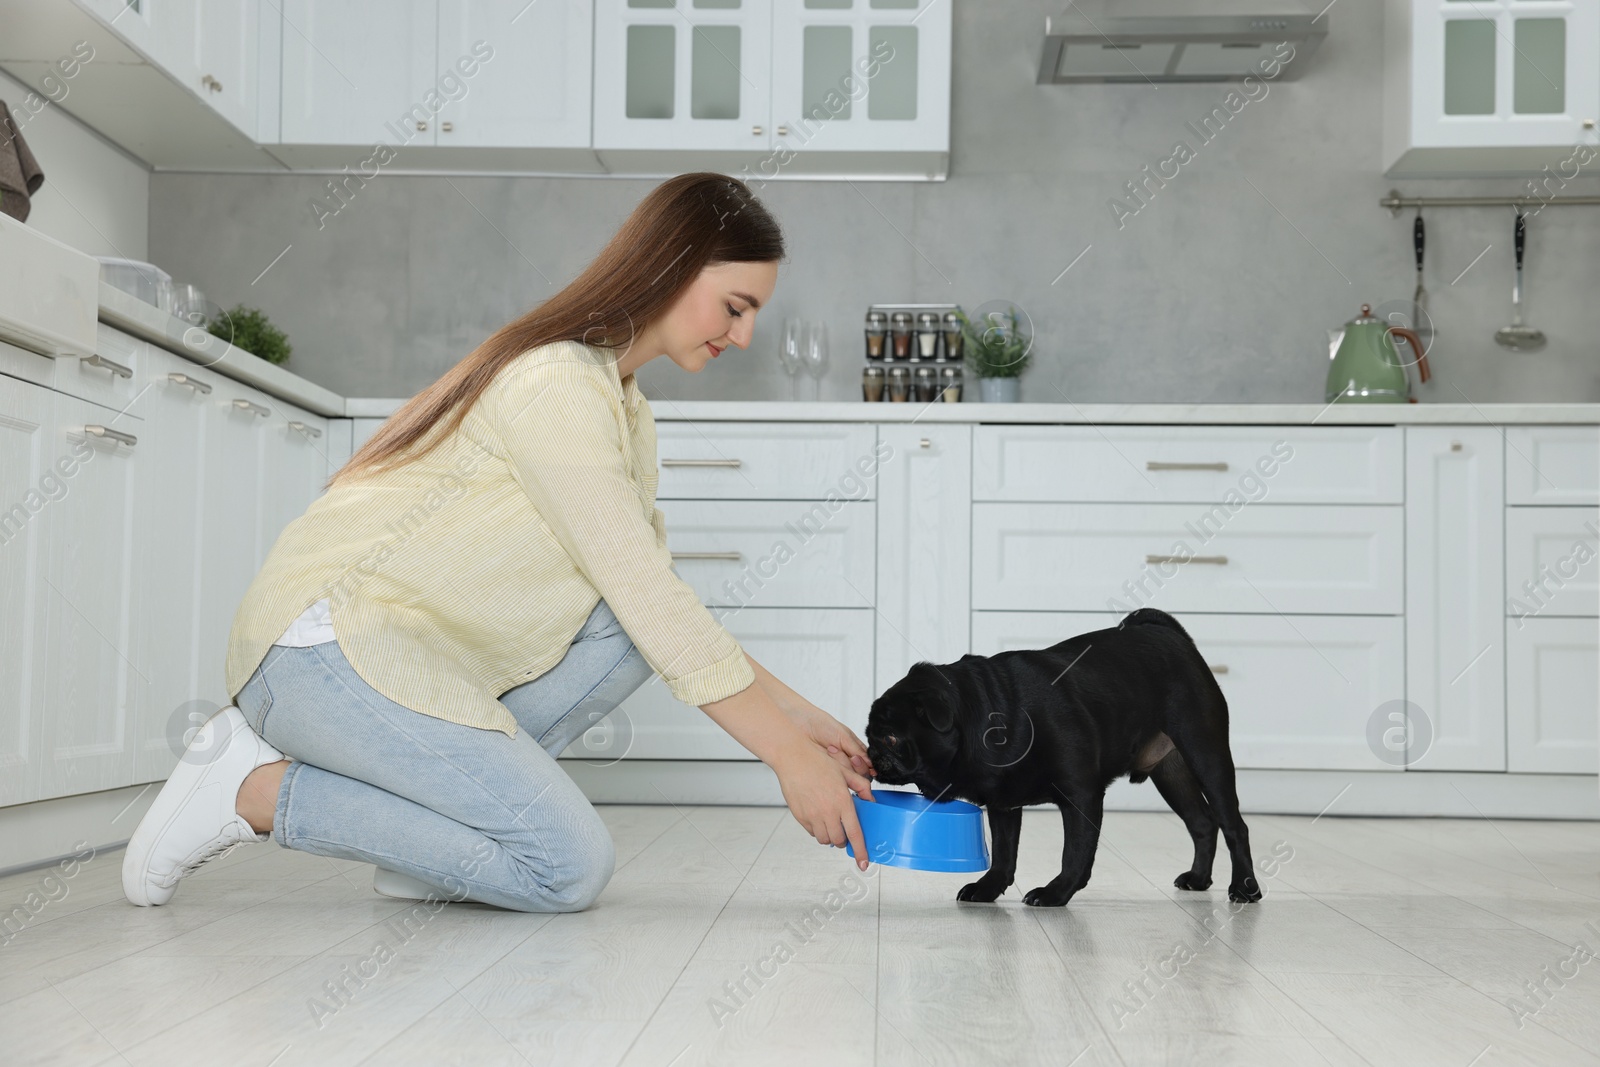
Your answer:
[1118,607,1195,645]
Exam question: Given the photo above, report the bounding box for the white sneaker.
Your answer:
[122,705,284,907]
[373,865,466,902]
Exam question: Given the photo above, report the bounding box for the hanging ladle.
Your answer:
[1495,210,1546,351]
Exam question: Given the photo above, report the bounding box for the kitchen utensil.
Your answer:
[840,788,990,872]
[1412,212,1434,348]
[1495,211,1546,351]
[801,320,829,400]
[779,317,804,399]
[1325,303,1430,403]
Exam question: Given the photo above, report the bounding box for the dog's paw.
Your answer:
[1022,883,1074,907]
[1229,876,1263,903]
[1173,872,1212,892]
[957,879,1007,903]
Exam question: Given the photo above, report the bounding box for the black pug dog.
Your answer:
[865,608,1262,907]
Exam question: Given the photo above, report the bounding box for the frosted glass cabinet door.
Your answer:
[1412,0,1600,148]
[593,0,773,150]
[770,0,951,153]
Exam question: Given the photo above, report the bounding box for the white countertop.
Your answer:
[346,396,1600,425]
[93,289,1600,425]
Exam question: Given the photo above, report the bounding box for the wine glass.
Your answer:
[779,317,804,400]
[801,319,829,401]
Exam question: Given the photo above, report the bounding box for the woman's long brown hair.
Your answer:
[326,172,785,489]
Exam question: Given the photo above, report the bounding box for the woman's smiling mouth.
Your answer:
[706,342,723,357]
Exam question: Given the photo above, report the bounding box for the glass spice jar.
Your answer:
[864,310,887,362]
[889,311,913,361]
[886,365,911,402]
[913,365,939,403]
[915,311,940,360]
[942,311,964,362]
[862,364,886,401]
[939,364,963,402]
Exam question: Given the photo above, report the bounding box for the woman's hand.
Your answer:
[770,739,876,871]
[779,701,877,781]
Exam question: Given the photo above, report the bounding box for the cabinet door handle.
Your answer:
[288,420,322,439]
[81,353,133,379]
[920,437,931,449]
[752,124,764,135]
[1209,664,1229,675]
[167,371,212,394]
[441,121,453,132]
[416,120,428,131]
[233,398,270,417]
[83,424,137,446]
[660,458,743,468]
[201,73,222,93]
[670,551,743,561]
[1146,554,1228,565]
[1146,460,1228,471]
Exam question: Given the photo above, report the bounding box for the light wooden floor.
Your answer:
[4,805,1600,1066]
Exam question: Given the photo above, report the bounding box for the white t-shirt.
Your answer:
[275,597,336,647]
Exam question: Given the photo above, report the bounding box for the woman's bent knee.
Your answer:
[506,820,615,913]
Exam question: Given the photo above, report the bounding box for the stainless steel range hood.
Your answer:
[1038,0,1326,84]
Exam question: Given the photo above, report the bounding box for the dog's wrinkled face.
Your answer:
[865,663,962,793]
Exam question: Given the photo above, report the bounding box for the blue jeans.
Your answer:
[233,598,654,912]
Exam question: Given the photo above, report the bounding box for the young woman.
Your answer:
[123,173,878,913]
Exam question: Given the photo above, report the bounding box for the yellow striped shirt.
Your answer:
[223,340,755,738]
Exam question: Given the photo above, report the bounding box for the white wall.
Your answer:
[1,66,147,260]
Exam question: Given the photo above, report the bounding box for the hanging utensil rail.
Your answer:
[1381,188,1600,216]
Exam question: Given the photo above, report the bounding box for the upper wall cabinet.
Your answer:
[1384,0,1600,176]
[277,0,593,154]
[592,0,951,177]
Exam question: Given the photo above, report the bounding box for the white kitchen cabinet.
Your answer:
[1507,616,1599,773]
[973,425,1402,506]
[769,0,951,153]
[971,502,1405,616]
[1404,426,1506,772]
[75,0,264,139]
[1506,505,1600,617]
[1384,0,1600,175]
[875,423,970,695]
[655,498,875,609]
[1505,426,1600,505]
[280,0,435,145]
[970,611,1407,772]
[593,0,950,169]
[0,372,56,807]
[598,0,777,151]
[257,398,330,570]
[126,347,216,785]
[593,0,774,151]
[570,606,876,760]
[35,392,141,803]
[434,0,593,148]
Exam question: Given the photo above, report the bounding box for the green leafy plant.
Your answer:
[954,305,1031,379]
[206,305,292,366]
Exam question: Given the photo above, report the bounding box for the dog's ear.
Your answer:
[908,662,958,733]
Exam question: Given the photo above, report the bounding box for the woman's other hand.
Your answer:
[770,740,875,871]
[780,702,877,781]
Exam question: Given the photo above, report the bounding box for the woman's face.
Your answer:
[658,260,778,373]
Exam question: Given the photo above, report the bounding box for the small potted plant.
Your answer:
[954,305,1030,402]
[205,305,292,366]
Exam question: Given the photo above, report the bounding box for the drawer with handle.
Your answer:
[654,421,881,500]
[1505,506,1600,618]
[971,501,1403,614]
[970,610,1405,770]
[657,498,874,608]
[972,425,1402,504]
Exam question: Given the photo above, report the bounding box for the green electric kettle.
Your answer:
[1325,303,1431,403]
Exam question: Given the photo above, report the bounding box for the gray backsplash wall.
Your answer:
[150,0,1600,405]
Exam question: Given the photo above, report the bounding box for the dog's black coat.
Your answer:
[865,608,1262,907]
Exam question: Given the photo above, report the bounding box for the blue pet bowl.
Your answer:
[843,788,990,872]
